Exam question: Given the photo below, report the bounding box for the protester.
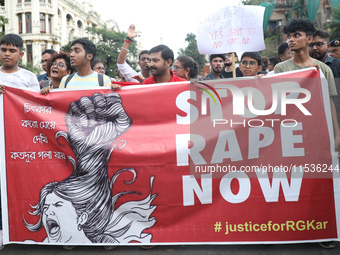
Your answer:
[308,30,340,128]
[203,54,226,80]
[117,24,151,83]
[239,52,263,77]
[91,58,106,74]
[275,23,340,248]
[328,38,340,59]
[59,39,119,91]
[37,49,56,83]
[0,33,40,250]
[267,56,281,75]
[40,51,74,95]
[173,55,198,80]
[0,33,40,95]
[143,44,186,84]
[221,52,243,78]
[278,42,293,62]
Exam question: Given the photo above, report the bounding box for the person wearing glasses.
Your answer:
[173,55,198,81]
[203,54,226,80]
[239,52,263,77]
[91,58,106,74]
[329,39,340,60]
[308,30,340,129]
[37,49,56,83]
[40,51,74,95]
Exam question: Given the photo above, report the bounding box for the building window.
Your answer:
[26,44,32,63]
[18,0,22,3]
[40,13,46,33]
[39,0,45,2]
[25,13,31,33]
[25,0,31,2]
[48,15,52,34]
[18,14,23,34]
[0,0,4,6]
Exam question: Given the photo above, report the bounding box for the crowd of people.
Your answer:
[0,17,340,249]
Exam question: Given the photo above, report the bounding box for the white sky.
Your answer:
[79,0,242,57]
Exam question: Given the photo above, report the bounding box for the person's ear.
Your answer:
[77,212,88,226]
[166,59,172,67]
[258,65,262,72]
[87,53,93,62]
[19,51,24,59]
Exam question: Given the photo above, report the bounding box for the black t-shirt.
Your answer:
[221,67,243,78]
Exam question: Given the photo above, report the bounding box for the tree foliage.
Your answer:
[327,5,340,40]
[61,26,138,78]
[0,16,8,38]
[177,33,207,71]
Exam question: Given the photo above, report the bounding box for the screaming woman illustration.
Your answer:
[24,93,157,244]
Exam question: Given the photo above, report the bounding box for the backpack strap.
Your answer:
[64,72,76,88]
[98,73,104,86]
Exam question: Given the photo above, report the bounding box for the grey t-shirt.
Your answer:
[274,59,337,96]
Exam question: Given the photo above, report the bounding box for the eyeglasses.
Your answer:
[308,42,327,48]
[50,62,65,68]
[241,61,257,68]
[95,67,106,71]
[173,65,185,71]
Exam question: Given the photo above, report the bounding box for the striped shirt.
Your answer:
[60,71,111,88]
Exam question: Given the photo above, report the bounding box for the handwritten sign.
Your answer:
[197,5,266,54]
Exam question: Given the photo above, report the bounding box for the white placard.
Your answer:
[197,5,266,54]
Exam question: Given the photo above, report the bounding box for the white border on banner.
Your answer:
[0,93,9,245]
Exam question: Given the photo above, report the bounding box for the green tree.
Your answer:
[327,5,340,39]
[0,16,8,37]
[178,33,207,71]
[86,26,137,77]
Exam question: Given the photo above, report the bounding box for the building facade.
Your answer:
[0,0,115,71]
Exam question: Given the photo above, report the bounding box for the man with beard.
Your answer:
[221,52,243,78]
[308,29,340,128]
[117,25,151,83]
[143,44,186,84]
[203,54,226,80]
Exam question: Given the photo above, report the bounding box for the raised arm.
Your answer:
[117,24,137,64]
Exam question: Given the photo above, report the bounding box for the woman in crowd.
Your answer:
[91,59,106,74]
[173,55,198,81]
[40,51,73,95]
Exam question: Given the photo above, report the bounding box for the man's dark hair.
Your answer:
[269,56,281,67]
[278,42,289,57]
[149,45,174,66]
[314,29,330,40]
[42,49,56,56]
[209,54,226,63]
[0,33,23,51]
[138,50,149,61]
[71,38,96,63]
[240,52,262,66]
[283,18,316,37]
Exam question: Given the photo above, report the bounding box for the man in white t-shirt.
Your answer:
[0,33,39,95]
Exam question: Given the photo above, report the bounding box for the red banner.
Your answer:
[1,69,339,246]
